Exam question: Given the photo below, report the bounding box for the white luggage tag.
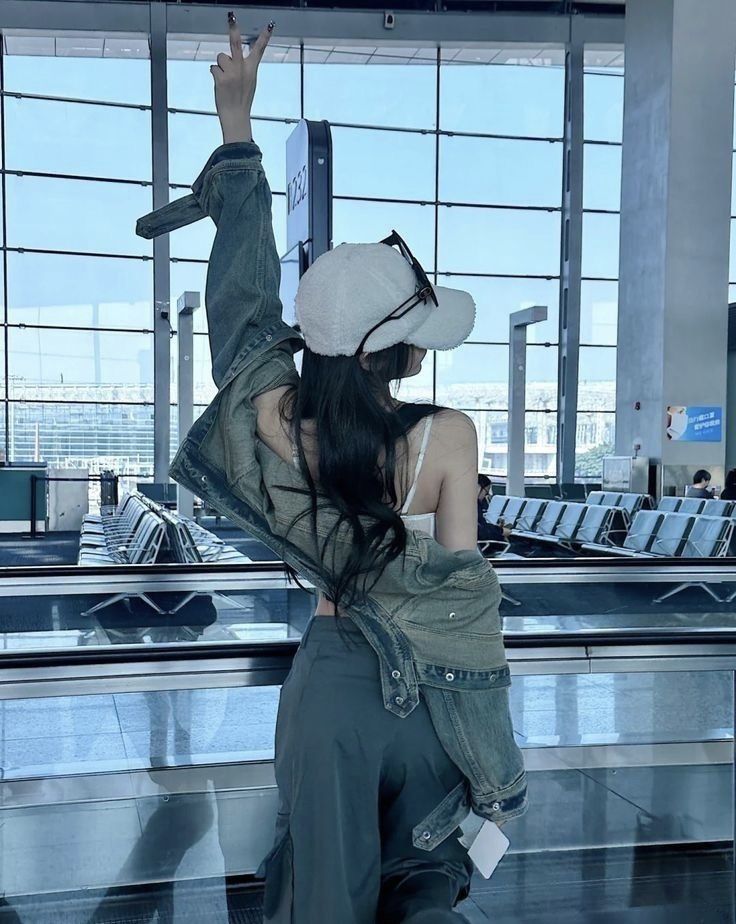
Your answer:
[459,815,509,879]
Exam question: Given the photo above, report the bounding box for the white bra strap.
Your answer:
[401,415,433,515]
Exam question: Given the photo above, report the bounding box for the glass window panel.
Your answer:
[440,62,564,137]
[438,206,560,276]
[4,54,150,105]
[7,328,154,399]
[5,97,152,181]
[582,212,620,279]
[584,72,624,143]
[169,193,287,261]
[580,280,618,345]
[444,276,558,344]
[731,219,736,279]
[435,344,509,409]
[8,252,152,330]
[333,200,435,270]
[475,410,508,477]
[7,402,154,472]
[167,52,301,119]
[168,113,290,191]
[583,143,622,212]
[575,411,616,477]
[171,333,216,407]
[440,137,563,208]
[578,346,616,411]
[524,410,557,477]
[526,345,559,411]
[7,175,151,256]
[331,127,435,201]
[304,58,436,130]
[170,261,208,334]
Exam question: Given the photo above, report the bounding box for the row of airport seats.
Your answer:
[656,496,734,517]
[78,492,250,565]
[486,494,733,558]
[78,492,166,565]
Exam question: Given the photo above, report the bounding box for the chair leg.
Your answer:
[654,582,723,604]
[82,592,128,617]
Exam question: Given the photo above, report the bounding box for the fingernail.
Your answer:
[228,11,236,24]
[268,20,275,31]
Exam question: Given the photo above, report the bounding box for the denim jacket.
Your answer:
[137,142,527,848]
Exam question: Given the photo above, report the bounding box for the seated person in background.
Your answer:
[721,469,736,501]
[686,469,714,499]
[477,474,511,543]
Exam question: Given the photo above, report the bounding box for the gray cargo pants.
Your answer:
[259,615,474,923]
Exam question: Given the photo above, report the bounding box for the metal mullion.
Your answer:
[7,398,153,407]
[557,22,584,485]
[577,409,615,415]
[333,192,560,212]
[3,167,151,187]
[2,89,150,112]
[150,2,170,484]
[6,245,150,263]
[169,106,299,125]
[437,271,559,280]
[7,321,154,336]
[583,138,622,148]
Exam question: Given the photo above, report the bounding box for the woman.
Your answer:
[140,17,525,923]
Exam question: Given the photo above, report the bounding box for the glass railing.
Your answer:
[1,559,735,921]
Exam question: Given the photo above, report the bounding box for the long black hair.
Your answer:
[278,341,439,610]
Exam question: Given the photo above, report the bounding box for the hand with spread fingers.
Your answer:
[211,13,274,144]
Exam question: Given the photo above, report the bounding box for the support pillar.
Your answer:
[615,0,736,493]
[177,291,200,519]
[508,306,549,498]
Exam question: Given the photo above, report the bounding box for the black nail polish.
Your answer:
[228,11,236,25]
[268,20,275,31]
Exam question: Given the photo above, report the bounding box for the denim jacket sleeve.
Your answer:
[137,141,302,391]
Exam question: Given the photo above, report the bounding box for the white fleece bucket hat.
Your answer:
[294,239,476,356]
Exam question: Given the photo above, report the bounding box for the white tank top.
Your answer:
[291,414,436,538]
[400,415,436,538]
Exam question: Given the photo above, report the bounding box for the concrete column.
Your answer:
[177,292,200,519]
[508,306,549,497]
[615,0,736,493]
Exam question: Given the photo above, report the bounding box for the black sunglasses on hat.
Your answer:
[354,230,439,355]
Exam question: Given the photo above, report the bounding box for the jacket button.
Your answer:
[421,831,432,841]
[449,612,456,619]
[489,672,496,681]
[201,476,207,484]
[492,801,501,812]
[391,670,401,679]
[395,696,404,705]
[265,334,272,341]
[445,672,455,682]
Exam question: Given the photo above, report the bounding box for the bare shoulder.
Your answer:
[422,407,478,480]
[430,408,478,447]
